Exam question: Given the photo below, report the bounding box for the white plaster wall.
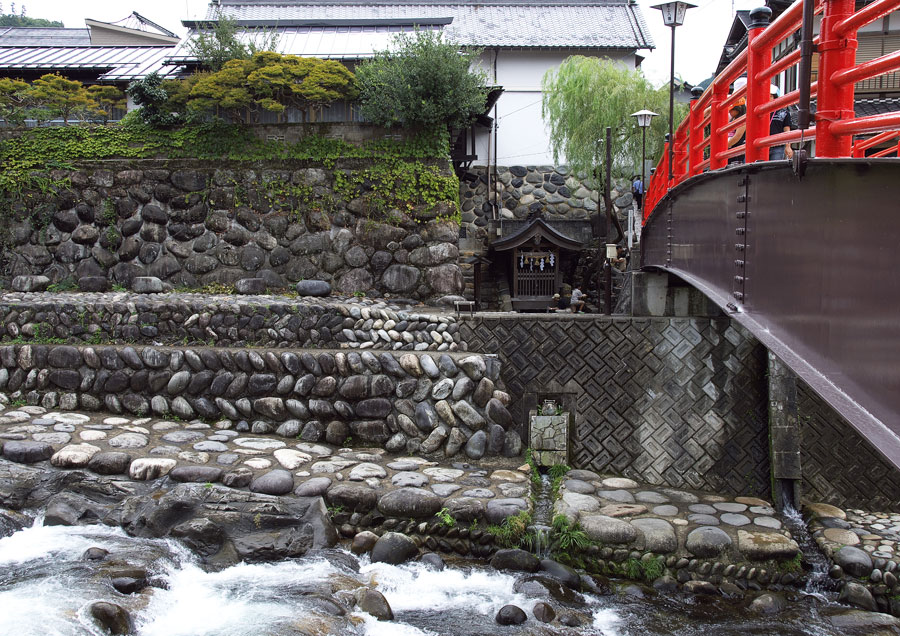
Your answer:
[471,48,638,167]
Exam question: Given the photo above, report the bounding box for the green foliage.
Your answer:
[548,464,570,481]
[355,30,488,131]
[524,448,542,485]
[27,73,95,124]
[0,4,62,27]
[0,77,31,126]
[487,510,534,549]
[542,56,689,177]
[435,507,456,528]
[87,85,127,124]
[127,73,182,128]
[550,514,590,555]
[778,553,803,573]
[188,11,280,72]
[186,52,357,123]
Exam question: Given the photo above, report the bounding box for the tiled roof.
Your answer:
[0,27,91,46]
[0,45,179,81]
[197,1,654,50]
[855,98,900,118]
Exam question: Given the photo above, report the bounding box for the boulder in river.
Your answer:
[89,601,134,635]
[370,532,418,565]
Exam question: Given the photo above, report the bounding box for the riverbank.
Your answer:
[1,405,898,624]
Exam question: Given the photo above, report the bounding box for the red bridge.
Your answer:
[640,1,900,469]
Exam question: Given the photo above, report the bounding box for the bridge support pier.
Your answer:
[768,352,802,511]
[631,271,720,317]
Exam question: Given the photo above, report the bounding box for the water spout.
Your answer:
[529,473,554,558]
[782,504,837,597]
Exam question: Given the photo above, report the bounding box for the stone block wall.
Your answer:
[0,294,467,351]
[6,160,463,301]
[0,343,520,458]
[459,314,771,496]
[458,165,636,245]
[799,383,900,512]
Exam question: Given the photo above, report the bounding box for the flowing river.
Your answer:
[0,519,880,635]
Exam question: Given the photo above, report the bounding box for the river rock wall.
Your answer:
[0,293,466,351]
[5,160,463,301]
[458,165,637,243]
[0,343,520,458]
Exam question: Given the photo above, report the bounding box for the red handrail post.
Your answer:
[746,7,773,162]
[816,0,858,157]
[709,82,729,170]
[674,126,689,183]
[688,87,704,176]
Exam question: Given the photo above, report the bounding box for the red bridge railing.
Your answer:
[644,0,900,221]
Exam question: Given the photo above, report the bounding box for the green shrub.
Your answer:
[355,30,488,131]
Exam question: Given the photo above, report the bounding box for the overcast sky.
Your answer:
[21,0,764,86]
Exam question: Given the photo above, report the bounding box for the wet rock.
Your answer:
[632,518,676,553]
[294,477,332,497]
[295,280,332,296]
[464,430,487,459]
[351,530,379,555]
[110,577,148,595]
[540,559,581,590]
[496,605,527,625]
[828,609,900,634]
[533,601,556,623]
[580,515,636,544]
[89,601,134,635]
[50,443,100,468]
[491,549,540,573]
[2,440,54,463]
[834,546,874,578]
[169,466,223,483]
[87,452,132,475]
[170,517,225,556]
[514,575,585,606]
[420,553,445,570]
[371,532,418,565]
[83,547,109,561]
[326,484,378,513]
[485,498,529,525]
[222,467,253,488]
[129,458,177,480]
[378,487,441,518]
[686,526,733,558]
[249,469,294,495]
[838,582,877,611]
[357,588,394,621]
[748,592,787,615]
[737,530,799,561]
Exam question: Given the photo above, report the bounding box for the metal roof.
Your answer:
[0,27,92,46]
[194,1,654,50]
[0,45,180,81]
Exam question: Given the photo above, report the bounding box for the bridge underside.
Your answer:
[641,159,900,470]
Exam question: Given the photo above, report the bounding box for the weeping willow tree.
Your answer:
[542,56,687,178]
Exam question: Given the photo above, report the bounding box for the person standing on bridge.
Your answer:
[768,84,796,161]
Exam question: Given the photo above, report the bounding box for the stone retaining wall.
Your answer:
[7,160,462,301]
[459,314,770,496]
[0,293,468,351]
[0,343,520,458]
[458,165,636,245]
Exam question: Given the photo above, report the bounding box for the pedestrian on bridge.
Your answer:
[768,84,796,161]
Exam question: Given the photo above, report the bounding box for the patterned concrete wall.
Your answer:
[459,315,770,496]
[799,383,900,512]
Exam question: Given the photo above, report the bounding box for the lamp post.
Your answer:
[652,1,695,184]
[629,109,658,246]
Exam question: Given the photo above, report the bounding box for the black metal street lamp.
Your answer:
[652,1,695,183]
[629,109,657,246]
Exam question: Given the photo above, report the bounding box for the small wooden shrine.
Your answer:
[490,214,585,312]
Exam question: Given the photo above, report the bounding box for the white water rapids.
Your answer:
[0,518,871,636]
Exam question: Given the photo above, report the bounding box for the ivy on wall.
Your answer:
[0,121,460,232]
